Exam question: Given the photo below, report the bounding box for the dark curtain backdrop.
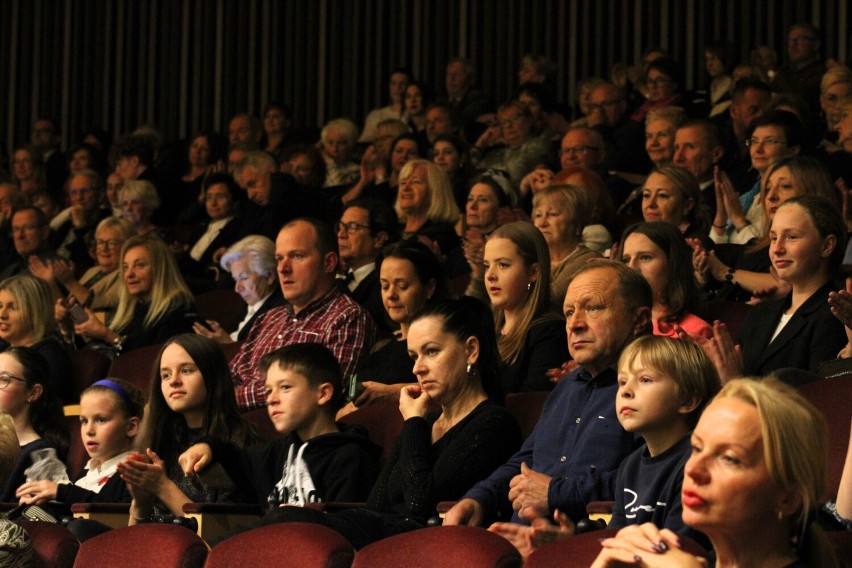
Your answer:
[1,0,849,150]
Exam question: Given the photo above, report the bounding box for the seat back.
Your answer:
[204,522,353,568]
[64,413,87,481]
[339,401,405,467]
[353,526,520,568]
[195,289,246,333]
[700,299,752,340]
[798,374,852,497]
[108,343,164,402]
[18,520,79,568]
[73,524,207,568]
[241,407,279,443]
[504,391,550,441]
[69,349,112,401]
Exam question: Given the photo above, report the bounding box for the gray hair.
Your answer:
[321,118,358,146]
[119,180,160,210]
[220,235,276,278]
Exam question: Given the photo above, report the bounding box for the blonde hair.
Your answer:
[645,106,688,128]
[718,378,826,535]
[619,336,720,427]
[120,179,161,211]
[0,275,57,343]
[0,412,19,488]
[488,222,553,364]
[820,66,852,94]
[532,184,591,240]
[396,159,460,225]
[110,235,194,332]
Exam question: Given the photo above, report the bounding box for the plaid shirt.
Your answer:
[230,287,376,411]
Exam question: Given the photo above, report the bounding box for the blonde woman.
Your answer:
[73,235,194,355]
[396,159,469,292]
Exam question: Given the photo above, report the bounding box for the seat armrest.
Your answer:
[304,502,366,512]
[70,502,131,530]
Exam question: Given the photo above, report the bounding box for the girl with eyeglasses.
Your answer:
[0,347,68,502]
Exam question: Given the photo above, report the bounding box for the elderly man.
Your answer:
[425,103,462,146]
[444,261,649,526]
[586,83,650,175]
[0,207,58,279]
[673,120,725,217]
[337,198,399,332]
[230,218,377,411]
[234,151,323,241]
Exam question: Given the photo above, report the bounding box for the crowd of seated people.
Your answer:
[2,20,852,565]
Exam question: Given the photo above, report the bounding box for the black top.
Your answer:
[499,316,567,394]
[0,438,54,502]
[119,299,195,352]
[367,399,522,524]
[31,336,75,405]
[739,281,847,376]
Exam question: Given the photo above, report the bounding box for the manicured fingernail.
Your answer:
[634,555,642,562]
[658,541,668,551]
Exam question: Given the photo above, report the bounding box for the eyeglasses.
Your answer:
[0,372,27,390]
[96,239,123,249]
[745,137,786,148]
[560,146,600,156]
[335,221,371,234]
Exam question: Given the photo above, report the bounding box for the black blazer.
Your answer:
[739,281,847,376]
[180,217,243,278]
[236,289,286,341]
[343,268,390,334]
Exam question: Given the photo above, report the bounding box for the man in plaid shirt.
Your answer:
[230,218,376,411]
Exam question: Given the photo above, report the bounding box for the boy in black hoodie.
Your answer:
[185,343,380,510]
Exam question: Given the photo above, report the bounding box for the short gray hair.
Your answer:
[220,235,276,278]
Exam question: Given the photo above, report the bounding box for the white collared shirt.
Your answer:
[231,292,273,341]
[190,217,233,261]
[349,262,376,292]
[75,450,134,493]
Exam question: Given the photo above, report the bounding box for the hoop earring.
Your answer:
[466,363,474,379]
[527,281,532,291]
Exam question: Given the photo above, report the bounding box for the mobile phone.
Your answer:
[68,296,89,324]
[347,375,365,403]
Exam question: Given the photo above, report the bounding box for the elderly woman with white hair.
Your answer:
[321,118,361,188]
[192,235,284,344]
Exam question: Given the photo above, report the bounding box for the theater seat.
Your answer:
[108,343,164,401]
[68,349,112,401]
[64,413,87,481]
[798,374,852,497]
[18,520,79,568]
[338,401,406,467]
[72,524,207,568]
[504,391,550,441]
[700,300,752,340]
[351,526,521,568]
[195,289,246,333]
[204,522,354,568]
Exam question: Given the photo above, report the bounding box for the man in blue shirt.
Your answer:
[444,261,651,525]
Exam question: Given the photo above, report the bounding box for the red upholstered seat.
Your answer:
[68,349,112,401]
[338,400,406,467]
[64,413,87,481]
[108,343,164,402]
[352,526,521,568]
[798,374,852,497]
[18,520,79,568]
[204,522,354,568]
[72,524,207,568]
[195,289,247,334]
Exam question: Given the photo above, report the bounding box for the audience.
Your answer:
[3,26,852,562]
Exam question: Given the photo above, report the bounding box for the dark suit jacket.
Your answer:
[341,267,392,334]
[239,173,326,241]
[180,217,243,278]
[236,290,286,341]
[739,281,847,376]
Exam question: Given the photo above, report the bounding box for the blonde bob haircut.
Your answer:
[719,379,828,532]
[110,235,194,333]
[395,159,460,226]
[618,335,720,427]
[532,184,591,239]
[488,221,553,364]
[0,275,57,343]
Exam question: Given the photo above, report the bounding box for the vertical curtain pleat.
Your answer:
[0,0,849,151]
